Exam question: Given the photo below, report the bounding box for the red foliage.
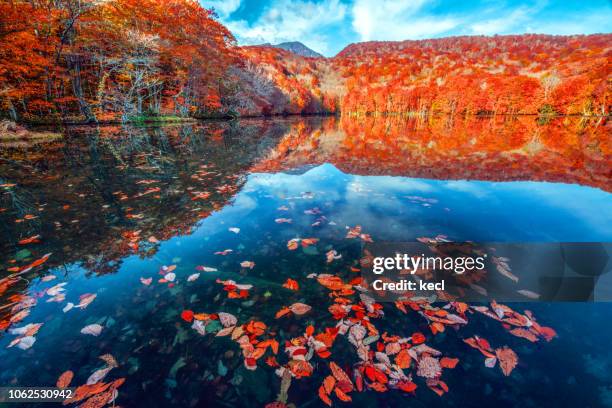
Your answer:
[0,0,236,121]
[2,6,609,121]
[237,34,610,116]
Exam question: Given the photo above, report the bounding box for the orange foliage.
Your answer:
[1,6,609,121]
[0,0,235,122]
[333,35,610,116]
[236,35,610,117]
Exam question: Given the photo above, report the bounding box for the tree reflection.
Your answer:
[253,115,610,192]
[0,115,609,330]
[0,120,293,275]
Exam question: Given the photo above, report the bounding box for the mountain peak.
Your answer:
[272,42,324,58]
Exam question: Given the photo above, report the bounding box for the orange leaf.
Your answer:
[275,307,291,319]
[56,370,73,389]
[266,356,279,367]
[411,332,426,344]
[495,346,518,376]
[282,278,299,291]
[368,382,387,392]
[397,381,417,393]
[334,387,352,402]
[430,322,445,334]
[509,328,539,342]
[440,357,459,369]
[395,349,412,369]
[270,339,279,354]
[318,385,332,406]
[323,375,336,394]
[329,362,353,390]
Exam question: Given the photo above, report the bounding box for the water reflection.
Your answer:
[0,116,611,408]
[1,120,290,275]
[253,115,611,191]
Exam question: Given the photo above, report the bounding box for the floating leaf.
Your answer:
[81,324,103,336]
[218,312,237,328]
[275,307,291,319]
[187,273,200,282]
[216,326,235,337]
[495,346,518,376]
[77,293,97,309]
[289,303,312,315]
[484,356,497,368]
[416,356,442,379]
[440,357,459,369]
[509,328,539,342]
[282,278,299,291]
[318,385,332,406]
[395,349,412,369]
[329,362,353,390]
[323,375,336,394]
[99,354,118,368]
[181,310,195,322]
[56,370,74,389]
[9,336,36,350]
[275,218,292,224]
[517,289,540,299]
[86,367,112,385]
[287,239,300,250]
[196,266,218,272]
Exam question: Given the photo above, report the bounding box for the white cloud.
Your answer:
[466,1,612,36]
[524,13,612,35]
[468,3,547,35]
[220,0,347,56]
[351,0,458,41]
[202,0,612,57]
[202,0,242,19]
[470,9,530,35]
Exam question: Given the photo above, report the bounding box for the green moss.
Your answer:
[537,104,558,124]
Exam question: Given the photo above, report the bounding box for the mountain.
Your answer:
[272,42,324,58]
[234,34,610,118]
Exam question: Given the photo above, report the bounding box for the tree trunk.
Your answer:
[70,55,96,123]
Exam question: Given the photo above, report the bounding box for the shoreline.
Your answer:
[12,111,610,128]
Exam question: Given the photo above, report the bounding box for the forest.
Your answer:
[0,0,610,124]
[0,0,236,123]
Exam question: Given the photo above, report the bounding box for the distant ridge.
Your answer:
[237,34,609,118]
[271,41,324,58]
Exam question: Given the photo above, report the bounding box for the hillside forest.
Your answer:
[0,0,610,123]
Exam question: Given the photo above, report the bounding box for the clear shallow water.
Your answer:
[0,117,611,407]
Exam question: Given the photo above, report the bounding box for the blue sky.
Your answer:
[201,0,612,56]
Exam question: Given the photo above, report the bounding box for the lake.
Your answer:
[0,116,611,407]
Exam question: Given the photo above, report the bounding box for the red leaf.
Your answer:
[181,310,194,322]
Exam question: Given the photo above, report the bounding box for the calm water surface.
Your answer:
[0,116,611,407]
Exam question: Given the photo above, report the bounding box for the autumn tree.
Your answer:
[0,0,236,122]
